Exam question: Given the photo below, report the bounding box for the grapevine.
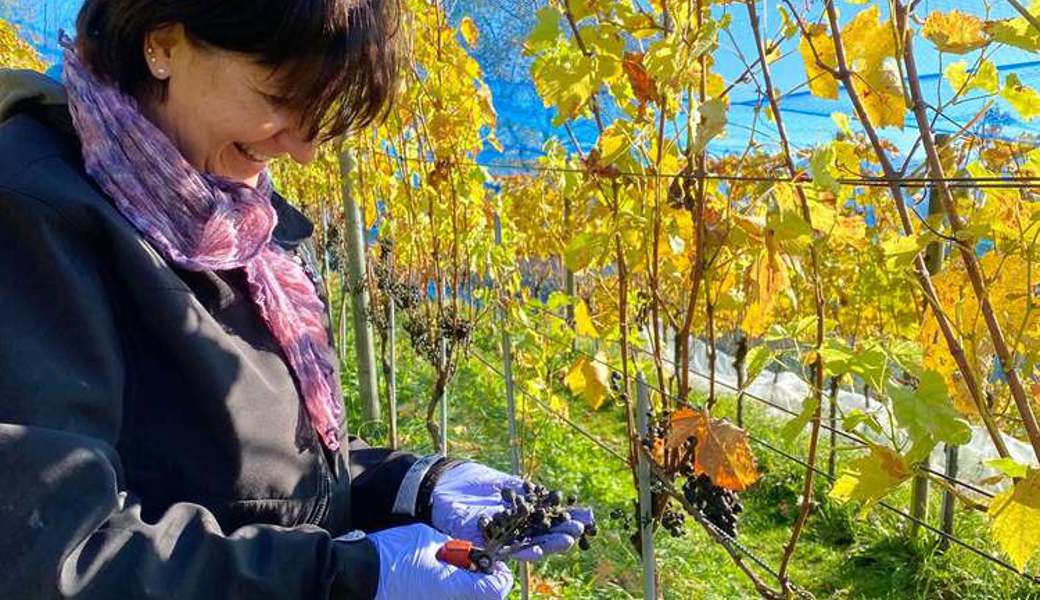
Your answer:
[8,0,1040,594]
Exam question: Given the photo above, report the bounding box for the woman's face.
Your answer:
[142,25,317,187]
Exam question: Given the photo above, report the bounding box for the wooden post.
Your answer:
[939,443,959,550]
[495,215,529,599]
[387,295,399,449]
[734,336,748,428]
[563,196,577,340]
[931,134,958,542]
[911,134,952,535]
[636,375,658,600]
[439,334,449,455]
[339,149,381,424]
[827,378,839,480]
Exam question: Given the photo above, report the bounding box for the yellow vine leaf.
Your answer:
[0,19,47,72]
[564,353,610,410]
[1002,73,1040,122]
[531,47,598,125]
[692,98,728,154]
[741,242,790,337]
[922,10,990,54]
[918,252,1038,415]
[667,409,761,492]
[945,60,999,94]
[985,14,1040,52]
[830,444,912,514]
[989,470,1040,571]
[574,299,599,338]
[856,56,905,129]
[459,16,480,48]
[844,6,896,68]
[844,6,905,128]
[798,24,839,100]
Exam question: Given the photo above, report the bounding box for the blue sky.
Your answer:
[5,0,1039,165]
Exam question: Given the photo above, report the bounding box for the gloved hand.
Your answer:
[363,523,513,600]
[431,461,594,561]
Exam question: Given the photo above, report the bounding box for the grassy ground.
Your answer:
[335,313,1040,599]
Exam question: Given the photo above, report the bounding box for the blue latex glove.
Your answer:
[431,462,594,561]
[363,524,513,600]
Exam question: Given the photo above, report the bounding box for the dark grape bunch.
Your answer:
[608,505,634,530]
[682,473,744,539]
[371,243,424,312]
[639,407,674,454]
[660,507,686,538]
[401,307,474,367]
[471,481,596,573]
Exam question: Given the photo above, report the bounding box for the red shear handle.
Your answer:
[436,539,476,570]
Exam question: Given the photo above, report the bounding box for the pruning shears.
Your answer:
[436,539,539,574]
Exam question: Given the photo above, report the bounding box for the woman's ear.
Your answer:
[143,24,185,81]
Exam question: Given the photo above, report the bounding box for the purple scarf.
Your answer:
[60,37,344,451]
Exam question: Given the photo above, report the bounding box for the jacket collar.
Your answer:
[0,69,75,138]
[0,69,315,249]
[270,191,314,249]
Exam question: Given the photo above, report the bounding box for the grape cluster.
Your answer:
[608,505,633,530]
[439,315,472,343]
[402,315,440,365]
[639,408,674,453]
[371,246,424,312]
[682,474,743,539]
[401,308,474,367]
[660,507,686,538]
[472,482,596,573]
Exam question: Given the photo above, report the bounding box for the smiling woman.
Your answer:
[0,0,589,599]
[74,0,400,185]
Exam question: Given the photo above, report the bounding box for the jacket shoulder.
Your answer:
[0,113,114,221]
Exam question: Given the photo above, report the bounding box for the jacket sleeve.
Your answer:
[346,439,459,532]
[0,186,378,599]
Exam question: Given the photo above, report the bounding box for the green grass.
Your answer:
[331,303,1040,599]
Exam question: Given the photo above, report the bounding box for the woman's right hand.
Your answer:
[363,523,514,600]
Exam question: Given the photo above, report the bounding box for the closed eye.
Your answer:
[249,83,292,109]
[262,92,293,108]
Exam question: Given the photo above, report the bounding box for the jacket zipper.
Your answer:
[308,452,332,526]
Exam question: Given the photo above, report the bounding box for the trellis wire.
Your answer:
[467,348,795,594]
[490,309,1040,582]
[516,306,996,499]
[747,434,1040,586]
[374,150,1040,190]
[468,350,629,464]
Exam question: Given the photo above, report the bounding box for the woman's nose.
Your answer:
[277,128,318,164]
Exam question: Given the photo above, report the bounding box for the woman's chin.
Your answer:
[213,162,265,188]
[211,148,268,187]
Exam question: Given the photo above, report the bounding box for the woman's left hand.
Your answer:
[430,462,594,561]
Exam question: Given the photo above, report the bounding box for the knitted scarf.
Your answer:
[60,37,344,451]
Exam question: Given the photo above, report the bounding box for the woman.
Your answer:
[0,1,591,598]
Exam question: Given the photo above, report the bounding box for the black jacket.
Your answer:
[0,69,446,599]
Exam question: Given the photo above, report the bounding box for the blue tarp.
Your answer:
[5,0,1040,167]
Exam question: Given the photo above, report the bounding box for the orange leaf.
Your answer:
[666,408,708,450]
[666,409,761,492]
[622,52,658,106]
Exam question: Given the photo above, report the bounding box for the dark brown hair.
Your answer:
[75,0,402,141]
